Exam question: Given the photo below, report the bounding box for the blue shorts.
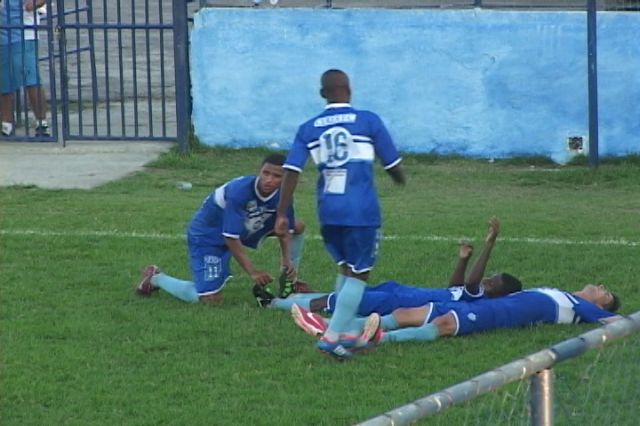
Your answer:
[0,41,41,94]
[320,225,380,274]
[188,243,233,296]
[326,281,448,316]
[426,301,497,336]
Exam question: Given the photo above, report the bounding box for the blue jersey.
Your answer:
[187,175,295,249]
[284,103,401,227]
[0,0,24,45]
[326,280,487,316]
[429,287,617,336]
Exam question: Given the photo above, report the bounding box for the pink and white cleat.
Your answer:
[291,304,328,337]
[135,265,161,296]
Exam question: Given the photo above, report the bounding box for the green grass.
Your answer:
[1,147,639,425]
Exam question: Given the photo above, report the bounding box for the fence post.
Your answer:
[587,0,599,167]
[530,369,554,426]
[173,0,190,153]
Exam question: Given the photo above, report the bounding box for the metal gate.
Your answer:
[4,0,190,146]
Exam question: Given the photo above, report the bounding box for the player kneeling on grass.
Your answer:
[135,153,306,304]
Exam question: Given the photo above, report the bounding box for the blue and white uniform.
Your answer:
[284,103,401,272]
[326,280,487,316]
[187,175,294,296]
[426,288,617,335]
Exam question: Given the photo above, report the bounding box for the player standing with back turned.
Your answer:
[275,69,405,360]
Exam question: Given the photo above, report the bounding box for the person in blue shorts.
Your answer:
[355,283,623,348]
[135,153,305,305]
[285,217,522,337]
[0,0,50,137]
[275,69,405,359]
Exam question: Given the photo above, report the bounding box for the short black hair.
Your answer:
[500,273,523,294]
[605,292,621,313]
[262,153,286,167]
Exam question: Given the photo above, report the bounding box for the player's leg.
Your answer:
[22,40,48,135]
[319,227,378,356]
[0,44,17,136]
[191,248,233,304]
[269,293,329,311]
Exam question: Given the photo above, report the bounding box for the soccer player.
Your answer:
[287,218,522,337]
[135,153,305,305]
[357,284,622,348]
[275,69,405,359]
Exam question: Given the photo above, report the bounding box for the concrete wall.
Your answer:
[190,8,640,163]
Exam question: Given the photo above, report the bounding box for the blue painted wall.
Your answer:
[191,8,640,163]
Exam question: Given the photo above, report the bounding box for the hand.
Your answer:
[280,259,296,280]
[274,214,289,237]
[250,270,273,287]
[458,240,473,259]
[486,216,500,243]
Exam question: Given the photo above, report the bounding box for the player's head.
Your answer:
[257,153,286,196]
[580,284,621,312]
[320,69,351,103]
[481,273,523,297]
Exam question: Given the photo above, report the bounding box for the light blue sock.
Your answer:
[151,273,199,303]
[381,314,400,331]
[324,276,366,340]
[382,323,440,343]
[269,293,327,311]
[334,274,347,293]
[290,233,305,270]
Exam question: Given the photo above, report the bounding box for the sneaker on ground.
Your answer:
[278,267,295,298]
[291,304,327,337]
[316,337,352,361]
[252,284,275,308]
[35,124,50,137]
[353,313,383,351]
[136,265,160,296]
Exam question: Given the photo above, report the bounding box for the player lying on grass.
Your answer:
[289,218,521,339]
[135,153,306,304]
[353,283,623,350]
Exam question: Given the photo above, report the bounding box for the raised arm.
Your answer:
[449,240,473,287]
[465,217,500,294]
[275,170,300,236]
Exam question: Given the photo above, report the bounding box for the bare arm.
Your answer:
[449,241,473,287]
[275,170,300,236]
[465,217,500,294]
[386,164,406,186]
[225,237,273,286]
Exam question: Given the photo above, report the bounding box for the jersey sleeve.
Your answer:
[221,184,246,239]
[284,125,311,173]
[573,299,617,323]
[370,113,402,169]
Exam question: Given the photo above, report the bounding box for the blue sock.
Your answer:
[334,274,347,293]
[324,276,366,340]
[382,323,440,343]
[381,314,400,331]
[151,273,199,303]
[290,233,305,271]
[269,293,327,311]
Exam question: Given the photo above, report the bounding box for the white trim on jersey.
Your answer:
[283,164,303,173]
[197,275,233,296]
[308,139,375,165]
[535,288,577,324]
[214,184,226,208]
[222,232,240,239]
[384,157,403,170]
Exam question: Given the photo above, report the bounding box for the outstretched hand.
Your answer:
[486,216,500,243]
[458,240,473,259]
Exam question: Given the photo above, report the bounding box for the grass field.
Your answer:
[1,147,639,425]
